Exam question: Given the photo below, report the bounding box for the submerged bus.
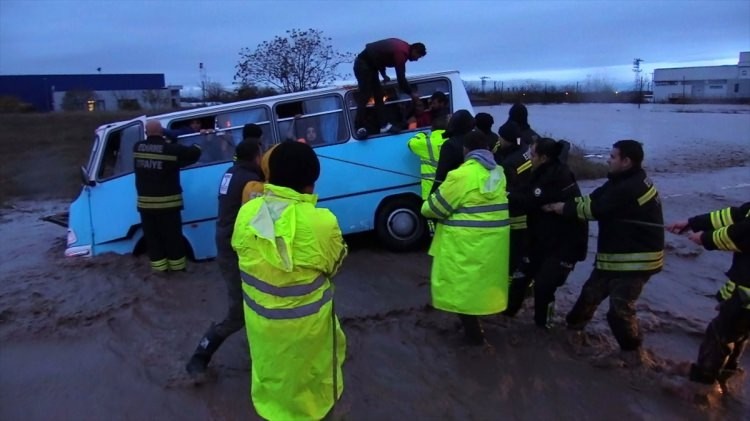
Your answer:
[59,71,472,259]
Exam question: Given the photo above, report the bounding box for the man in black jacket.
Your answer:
[186,125,265,375]
[353,38,426,139]
[508,138,588,329]
[430,109,475,195]
[134,120,202,274]
[546,139,664,367]
[667,202,750,391]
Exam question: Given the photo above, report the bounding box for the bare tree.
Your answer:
[141,89,169,109]
[204,82,227,102]
[234,28,354,93]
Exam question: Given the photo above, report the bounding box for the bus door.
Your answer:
[88,116,146,253]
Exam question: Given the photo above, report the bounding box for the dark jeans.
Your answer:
[690,291,750,384]
[458,314,485,345]
[207,238,245,340]
[566,270,650,351]
[140,211,185,270]
[505,256,571,328]
[531,257,573,328]
[353,54,385,131]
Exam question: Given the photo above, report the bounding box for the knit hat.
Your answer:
[497,121,522,145]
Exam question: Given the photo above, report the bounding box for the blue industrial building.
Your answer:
[0,74,181,112]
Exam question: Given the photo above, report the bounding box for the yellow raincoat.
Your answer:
[421,156,510,314]
[232,183,347,420]
[407,129,446,199]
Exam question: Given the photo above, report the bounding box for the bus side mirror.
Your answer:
[80,166,95,187]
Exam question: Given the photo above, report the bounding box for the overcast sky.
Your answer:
[1,0,748,92]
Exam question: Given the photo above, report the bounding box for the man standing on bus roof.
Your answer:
[354,38,426,139]
[185,128,264,376]
[133,120,202,274]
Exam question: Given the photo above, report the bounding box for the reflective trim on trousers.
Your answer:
[243,288,333,320]
[241,272,326,297]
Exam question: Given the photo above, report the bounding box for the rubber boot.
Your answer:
[186,326,226,375]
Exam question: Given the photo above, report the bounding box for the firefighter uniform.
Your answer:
[421,150,510,343]
[686,202,750,384]
[407,129,447,199]
[563,167,664,351]
[133,135,201,272]
[232,183,348,420]
[494,137,533,317]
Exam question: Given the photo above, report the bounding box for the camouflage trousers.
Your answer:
[566,269,650,351]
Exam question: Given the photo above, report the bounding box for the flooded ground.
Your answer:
[1,104,749,420]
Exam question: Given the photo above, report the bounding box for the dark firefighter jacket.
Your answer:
[562,166,664,276]
[688,202,750,306]
[133,135,201,213]
[511,159,588,264]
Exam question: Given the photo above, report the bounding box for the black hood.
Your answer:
[508,103,530,130]
[445,109,475,138]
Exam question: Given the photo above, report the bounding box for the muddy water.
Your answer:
[1,166,749,420]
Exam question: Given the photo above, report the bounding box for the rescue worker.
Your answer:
[667,202,750,392]
[508,138,588,329]
[494,121,533,317]
[232,141,348,420]
[354,38,426,138]
[430,110,475,195]
[421,130,510,346]
[407,114,449,199]
[185,131,264,375]
[505,102,540,146]
[475,112,499,150]
[545,139,664,367]
[133,119,201,274]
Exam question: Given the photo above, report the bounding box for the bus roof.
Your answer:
[150,70,462,122]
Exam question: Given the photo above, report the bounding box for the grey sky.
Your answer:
[1,0,748,91]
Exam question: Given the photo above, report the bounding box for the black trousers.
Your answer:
[140,210,185,271]
[458,314,485,345]
[566,269,650,351]
[209,238,245,339]
[690,291,750,384]
[353,54,385,131]
[501,229,531,317]
[505,255,571,328]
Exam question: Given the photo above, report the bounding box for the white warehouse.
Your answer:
[653,51,750,102]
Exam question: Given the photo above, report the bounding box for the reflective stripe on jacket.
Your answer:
[232,183,348,421]
[421,158,510,315]
[690,203,750,296]
[563,167,664,275]
[407,130,446,199]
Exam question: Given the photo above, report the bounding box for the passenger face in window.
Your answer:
[189,119,202,132]
[305,126,318,143]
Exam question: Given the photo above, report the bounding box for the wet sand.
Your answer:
[1,166,749,419]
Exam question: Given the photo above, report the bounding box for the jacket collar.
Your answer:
[265,183,318,205]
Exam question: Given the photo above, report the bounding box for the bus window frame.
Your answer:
[95,120,145,182]
[343,76,453,138]
[273,93,348,148]
[174,104,274,169]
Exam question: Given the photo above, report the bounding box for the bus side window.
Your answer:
[275,95,347,147]
[180,107,272,168]
[97,122,144,179]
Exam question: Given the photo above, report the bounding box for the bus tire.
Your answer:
[375,196,427,252]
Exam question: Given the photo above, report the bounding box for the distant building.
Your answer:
[653,52,750,102]
[0,74,182,112]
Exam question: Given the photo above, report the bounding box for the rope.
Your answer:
[316,154,428,181]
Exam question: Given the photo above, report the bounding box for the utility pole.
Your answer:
[633,58,644,109]
[199,62,208,101]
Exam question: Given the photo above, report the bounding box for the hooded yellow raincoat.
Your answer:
[232,183,347,420]
[421,153,510,314]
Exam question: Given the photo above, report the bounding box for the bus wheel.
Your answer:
[375,197,426,251]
